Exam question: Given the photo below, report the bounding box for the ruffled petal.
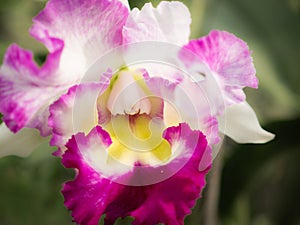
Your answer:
[181,30,258,105]
[0,0,129,134]
[130,124,210,225]
[49,81,109,155]
[218,101,275,143]
[62,123,210,225]
[0,44,65,135]
[31,0,129,83]
[123,1,191,45]
[0,123,47,157]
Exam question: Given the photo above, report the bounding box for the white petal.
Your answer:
[218,102,275,143]
[123,1,191,45]
[107,71,151,115]
[0,124,47,157]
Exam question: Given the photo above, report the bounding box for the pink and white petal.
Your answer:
[119,0,130,8]
[49,82,108,155]
[1,0,129,134]
[31,0,129,83]
[62,126,133,225]
[123,1,191,46]
[62,123,210,225]
[146,76,221,146]
[0,123,47,157]
[175,74,224,145]
[181,30,258,105]
[0,44,66,135]
[218,101,275,143]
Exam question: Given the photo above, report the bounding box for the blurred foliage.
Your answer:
[0,0,299,225]
[220,118,300,225]
[0,149,74,225]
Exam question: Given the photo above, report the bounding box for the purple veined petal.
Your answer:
[181,30,258,106]
[30,0,129,84]
[123,1,191,46]
[62,123,210,225]
[0,123,48,157]
[0,44,66,135]
[49,81,109,156]
[218,101,275,144]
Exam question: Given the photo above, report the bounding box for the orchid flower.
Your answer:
[0,0,275,224]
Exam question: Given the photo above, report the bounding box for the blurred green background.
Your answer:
[0,0,299,224]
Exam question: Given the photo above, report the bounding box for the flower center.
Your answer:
[99,69,172,166]
[106,70,152,116]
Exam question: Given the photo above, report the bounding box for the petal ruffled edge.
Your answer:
[0,44,65,135]
[181,30,258,105]
[123,1,191,45]
[62,123,210,225]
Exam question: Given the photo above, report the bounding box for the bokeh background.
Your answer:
[0,0,299,224]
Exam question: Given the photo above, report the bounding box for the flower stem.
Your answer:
[203,143,225,225]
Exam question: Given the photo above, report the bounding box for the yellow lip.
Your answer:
[104,114,171,166]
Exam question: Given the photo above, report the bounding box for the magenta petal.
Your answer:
[181,30,258,105]
[130,124,210,225]
[0,44,65,135]
[62,123,210,225]
[62,126,125,225]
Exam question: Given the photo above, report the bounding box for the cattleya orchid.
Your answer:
[0,0,275,224]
